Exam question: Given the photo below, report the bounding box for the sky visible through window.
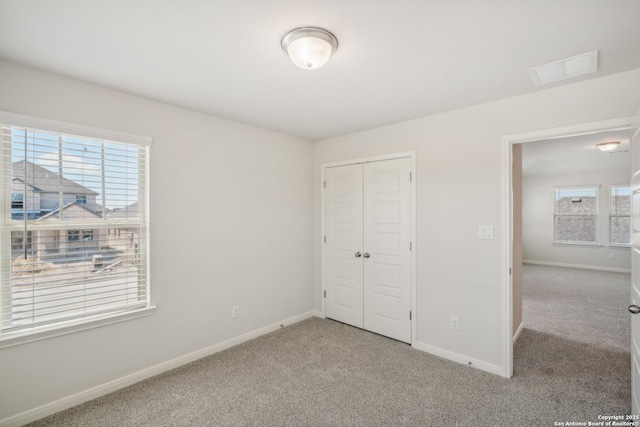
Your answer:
[554,187,597,201]
[10,127,139,211]
[611,186,632,198]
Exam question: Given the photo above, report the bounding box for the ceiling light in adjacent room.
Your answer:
[596,141,620,152]
[530,51,599,86]
[281,27,338,70]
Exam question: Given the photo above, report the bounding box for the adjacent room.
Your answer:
[1,1,640,426]
[516,130,632,401]
[522,130,631,273]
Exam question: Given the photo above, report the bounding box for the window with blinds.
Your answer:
[553,187,599,244]
[0,114,150,338]
[610,186,631,246]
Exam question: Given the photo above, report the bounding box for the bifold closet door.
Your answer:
[324,163,364,328]
[324,157,412,343]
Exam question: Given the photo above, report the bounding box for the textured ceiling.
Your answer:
[1,0,640,141]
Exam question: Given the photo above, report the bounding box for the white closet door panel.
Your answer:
[363,158,412,343]
[324,164,364,328]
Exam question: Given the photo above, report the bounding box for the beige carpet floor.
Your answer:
[26,264,631,426]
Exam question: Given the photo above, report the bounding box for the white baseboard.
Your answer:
[312,309,324,318]
[513,321,524,345]
[523,260,630,274]
[1,311,317,427]
[412,341,504,377]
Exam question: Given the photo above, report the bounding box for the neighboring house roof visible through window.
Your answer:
[94,204,113,215]
[108,201,139,220]
[36,202,102,221]
[12,160,98,195]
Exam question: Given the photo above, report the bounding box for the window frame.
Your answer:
[66,229,93,242]
[11,192,23,209]
[552,185,600,246]
[609,184,631,248]
[0,111,154,349]
[82,229,94,241]
[67,229,80,242]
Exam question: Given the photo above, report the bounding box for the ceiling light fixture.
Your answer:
[281,27,338,70]
[595,141,620,152]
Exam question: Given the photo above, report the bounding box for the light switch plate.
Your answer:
[478,226,494,240]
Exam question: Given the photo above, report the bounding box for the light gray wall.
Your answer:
[522,168,631,271]
[0,60,314,422]
[313,68,640,370]
[2,58,640,423]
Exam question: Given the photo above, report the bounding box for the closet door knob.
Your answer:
[355,252,362,258]
[629,305,640,314]
[363,252,370,258]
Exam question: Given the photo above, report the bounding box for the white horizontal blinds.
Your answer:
[0,124,149,332]
[610,186,631,245]
[554,187,598,244]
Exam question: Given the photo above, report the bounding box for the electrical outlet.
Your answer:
[451,316,459,330]
[232,305,240,318]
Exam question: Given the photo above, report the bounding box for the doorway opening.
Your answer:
[501,116,634,378]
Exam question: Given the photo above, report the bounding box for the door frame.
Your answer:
[320,151,417,345]
[501,116,634,378]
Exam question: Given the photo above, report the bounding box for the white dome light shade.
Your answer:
[596,141,620,152]
[281,27,338,70]
[286,37,333,69]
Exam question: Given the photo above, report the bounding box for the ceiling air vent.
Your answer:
[530,51,598,86]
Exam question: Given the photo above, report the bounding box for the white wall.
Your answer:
[0,60,314,423]
[313,68,640,371]
[522,169,631,271]
[2,58,640,424]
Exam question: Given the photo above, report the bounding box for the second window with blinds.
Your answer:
[552,185,631,247]
[610,185,631,247]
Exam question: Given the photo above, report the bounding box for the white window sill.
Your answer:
[0,306,156,350]
[608,244,631,249]
[552,242,601,248]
